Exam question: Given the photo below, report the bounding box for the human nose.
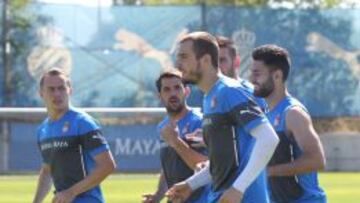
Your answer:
[169,88,178,97]
[52,88,62,97]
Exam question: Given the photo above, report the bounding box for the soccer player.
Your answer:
[216,36,267,111]
[142,70,208,203]
[186,36,268,150]
[216,36,240,80]
[249,44,326,203]
[166,32,279,203]
[33,68,116,203]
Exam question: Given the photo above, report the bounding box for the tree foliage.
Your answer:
[118,0,344,8]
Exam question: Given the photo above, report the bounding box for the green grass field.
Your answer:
[0,172,359,203]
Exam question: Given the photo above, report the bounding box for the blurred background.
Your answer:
[0,0,359,202]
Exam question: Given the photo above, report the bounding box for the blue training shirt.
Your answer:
[37,107,110,203]
[203,77,270,203]
[158,109,209,203]
[237,77,268,113]
[267,96,326,203]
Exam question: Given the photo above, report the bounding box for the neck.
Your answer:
[198,66,220,94]
[169,106,189,121]
[233,75,240,81]
[232,70,240,81]
[48,106,69,121]
[265,85,288,111]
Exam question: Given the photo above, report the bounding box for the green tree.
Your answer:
[1,0,50,106]
[124,0,345,8]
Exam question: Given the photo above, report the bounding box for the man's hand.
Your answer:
[166,181,192,203]
[195,161,209,173]
[161,121,179,148]
[142,193,160,203]
[218,187,243,203]
[52,189,76,203]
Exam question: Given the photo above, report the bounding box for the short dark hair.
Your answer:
[252,44,291,81]
[180,32,219,68]
[39,68,70,88]
[156,69,184,92]
[216,36,237,60]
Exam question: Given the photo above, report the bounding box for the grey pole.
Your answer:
[0,0,11,173]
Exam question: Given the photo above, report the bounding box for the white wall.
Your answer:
[321,132,360,171]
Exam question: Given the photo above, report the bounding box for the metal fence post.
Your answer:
[0,120,10,173]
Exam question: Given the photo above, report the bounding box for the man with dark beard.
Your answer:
[250,44,326,203]
[142,70,209,203]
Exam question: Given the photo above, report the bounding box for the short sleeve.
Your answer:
[78,115,109,157]
[224,87,268,133]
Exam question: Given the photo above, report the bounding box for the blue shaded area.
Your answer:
[10,122,161,172]
[205,7,360,116]
[10,123,42,171]
[0,2,3,106]
[2,4,360,116]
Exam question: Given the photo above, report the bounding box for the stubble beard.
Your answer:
[166,103,184,116]
[183,62,202,85]
[254,77,275,98]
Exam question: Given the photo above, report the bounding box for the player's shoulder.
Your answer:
[283,96,308,113]
[185,108,203,128]
[69,107,100,132]
[284,97,311,125]
[219,76,241,89]
[188,108,203,120]
[37,118,50,140]
[38,117,49,130]
[157,116,170,130]
[239,78,255,92]
[218,77,251,103]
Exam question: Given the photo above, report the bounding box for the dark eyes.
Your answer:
[48,86,66,91]
[162,85,181,92]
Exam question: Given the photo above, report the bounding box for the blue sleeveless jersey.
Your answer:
[266,96,326,203]
[158,109,209,203]
[203,77,270,203]
[37,107,110,203]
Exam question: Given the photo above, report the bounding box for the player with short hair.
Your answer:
[216,35,267,111]
[142,70,208,203]
[216,36,240,80]
[166,31,279,203]
[250,44,326,203]
[33,68,116,203]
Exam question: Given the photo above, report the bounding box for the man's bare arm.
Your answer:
[268,107,326,176]
[33,164,52,203]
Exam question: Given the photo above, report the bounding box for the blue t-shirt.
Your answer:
[158,109,208,203]
[37,107,110,203]
[203,77,270,203]
[266,96,326,203]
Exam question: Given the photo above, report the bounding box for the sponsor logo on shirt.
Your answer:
[40,141,69,150]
